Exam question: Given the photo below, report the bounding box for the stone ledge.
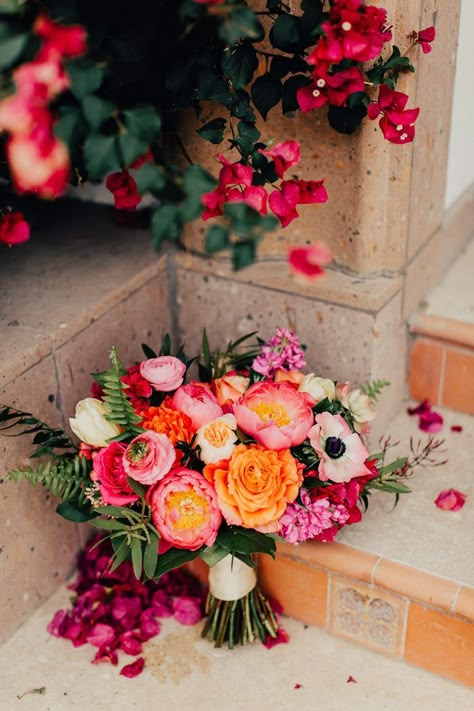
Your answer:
[0,200,169,388]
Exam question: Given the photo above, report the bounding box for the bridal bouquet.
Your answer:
[2,328,426,649]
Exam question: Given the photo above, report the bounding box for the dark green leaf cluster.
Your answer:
[0,405,75,458]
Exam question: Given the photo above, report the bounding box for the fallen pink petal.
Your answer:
[120,657,145,678]
[451,425,463,433]
[407,400,431,416]
[347,676,357,683]
[419,409,444,433]
[435,489,466,512]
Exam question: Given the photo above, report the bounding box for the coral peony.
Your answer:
[91,441,139,505]
[309,412,372,483]
[140,356,186,392]
[203,443,302,532]
[233,381,313,450]
[149,468,222,549]
[172,382,223,430]
[123,431,175,485]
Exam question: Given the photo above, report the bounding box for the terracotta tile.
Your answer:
[276,541,379,584]
[408,339,443,404]
[405,603,474,686]
[329,576,407,658]
[258,555,328,628]
[455,587,474,622]
[374,559,459,613]
[441,348,474,414]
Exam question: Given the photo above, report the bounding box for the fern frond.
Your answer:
[7,455,92,506]
[360,379,390,403]
[101,347,144,438]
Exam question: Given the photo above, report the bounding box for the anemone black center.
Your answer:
[325,436,346,459]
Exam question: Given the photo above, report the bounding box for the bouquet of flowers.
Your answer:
[2,328,430,649]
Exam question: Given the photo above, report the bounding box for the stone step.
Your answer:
[0,582,472,711]
[408,237,474,414]
[188,405,474,688]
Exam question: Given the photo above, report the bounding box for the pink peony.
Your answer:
[91,442,139,505]
[233,381,314,450]
[123,431,175,485]
[148,467,222,550]
[140,356,186,392]
[309,412,372,483]
[172,382,223,430]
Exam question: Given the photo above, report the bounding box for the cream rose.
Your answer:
[347,389,376,432]
[69,398,120,447]
[195,414,238,465]
[298,374,335,403]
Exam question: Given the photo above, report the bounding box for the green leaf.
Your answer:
[327,104,367,135]
[219,7,264,44]
[83,134,121,182]
[282,75,310,113]
[251,74,281,120]
[81,95,115,131]
[197,118,227,145]
[237,120,260,142]
[68,58,104,100]
[126,476,148,499]
[55,107,84,152]
[0,31,27,68]
[89,517,127,531]
[131,537,143,579]
[118,131,149,166]
[222,44,258,90]
[379,457,408,476]
[96,505,141,519]
[199,543,228,567]
[154,546,202,579]
[181,164,217,222]
[123,106,161,143]
[144,530,159,578]
[109,537,130,573]
[100,347,144,437]
[134,162,165,195]
[151,204,181,249]
[232,240,256,270]
[217,526,276,557]
[270,14,301,51]
[312,397,331,414]
[56,501,95,523]
[0,0,24,13]
[205,224,229,253]
[8,456,92,509]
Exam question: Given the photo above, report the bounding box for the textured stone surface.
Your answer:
[424,237,474,323]
[0,358,79,645]
[1,584,473,710]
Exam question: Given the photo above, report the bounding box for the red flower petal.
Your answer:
[419,409,443,433]
[288,243,332,279]
[120,657,145,678]
[294,683,303,689]
[407,400,431,416]
[451,425,463,433]
[86,623,116,648]
[435,489,466,512]
[347,676,357,683]
[172,597,202,625]
[264,628,290,649]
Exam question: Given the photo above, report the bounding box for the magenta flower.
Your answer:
[367,84,420,144]
[435,489,466,512]
[92,442,139,506]
[226,185,268,214]
[120,657,145,678]
[297,66,365,112]
[269,179,328,227]
[122,431,175,486]
[416,26,436,54]
[252,327,306,377]
[259,141,301,178]
[309,412,371,483]
[288,243,332,280]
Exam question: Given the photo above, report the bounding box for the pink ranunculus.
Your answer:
[172,382,223,430]
[233,381,314,450]
[122,431,175,485]
[434,489,466,512]
[309,412,372,483]
[140,356,186,392]
[91,441,140,505]
[149,468,222,550]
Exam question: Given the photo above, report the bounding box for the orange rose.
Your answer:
[203,443,302,533]
[212,374,249,406]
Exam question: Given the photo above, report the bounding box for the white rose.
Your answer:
[69,398,121,447]
[298,374,335,403]
[347,389,376,425]
[196,414,238,465]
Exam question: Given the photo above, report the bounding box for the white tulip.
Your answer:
[69,398,120,447]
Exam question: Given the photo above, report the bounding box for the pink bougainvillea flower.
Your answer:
[226,185,268,215]
[120,657,145,678]
[122,431,175,485]
[297,66,365,112]
[201,186,227,220]
[172,382,223,430]
[91,441,140,506]
[309,412,372,483]
[264,627,290,649]
[172,596,202,625]
[7,131,70,198]
[106,170,142,210]
[34,14,87,58]
[148,467,222,549]
[217,153,253,187]
[419,409,444,433]
[434,489,466,512]
[259,141,301,178]
[140,614,161,641]
[288,242,332,279]
[0,211,30,245]
[86,623,116,648]
[416,26,436,54]
[14,56,70,103]
[407,399,431,416]
[269,179,328,227]
[367,84,419,144]
[234,381,314,450]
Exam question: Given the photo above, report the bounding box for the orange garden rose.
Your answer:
[141,397,195,444]
[203,443,303,533]
[212,374,249,406]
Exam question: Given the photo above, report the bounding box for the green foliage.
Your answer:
[360,379,391,403]
[216,525,277,558]
[98,347,145,437]
[6,455,93,509]
[0,405,75,458]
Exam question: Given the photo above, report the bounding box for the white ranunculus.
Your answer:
[298,374,335,403]
[69,398,120,447]
[347,389,376,425]
[196,414,238,465]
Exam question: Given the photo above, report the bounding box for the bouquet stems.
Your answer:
[201,555,280,649]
